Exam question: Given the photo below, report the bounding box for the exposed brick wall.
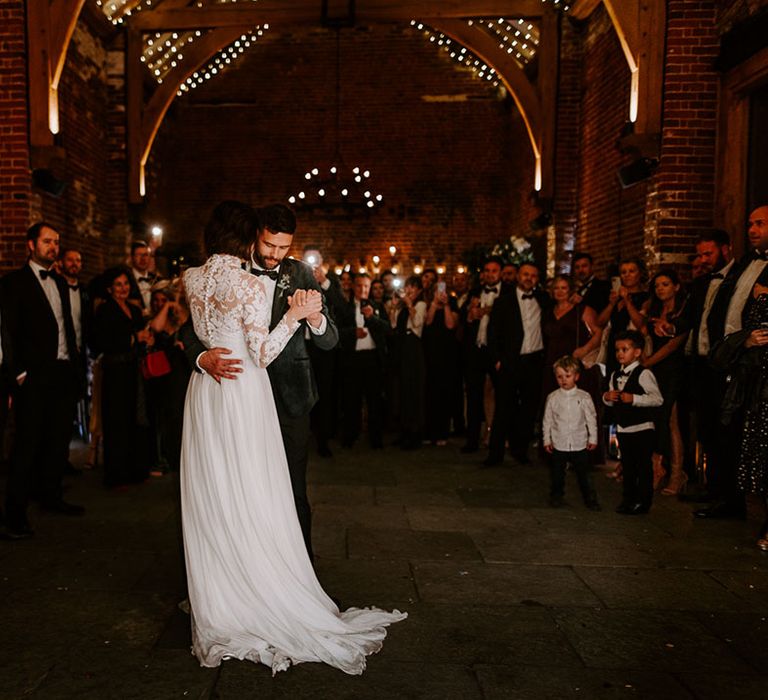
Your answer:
[573,6,648,276]
[649,0,719,267]
[552,17,583,272]
[39,20,126,280]
[0,0,31,273]
[146,24,538,276]
[0,8,127,279]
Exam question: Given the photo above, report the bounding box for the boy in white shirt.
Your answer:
[542,355,600,510]
[602,330,664,515]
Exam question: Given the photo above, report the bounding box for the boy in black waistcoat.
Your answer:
[603,330,663,515]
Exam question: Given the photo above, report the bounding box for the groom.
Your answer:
[180,204,338,560]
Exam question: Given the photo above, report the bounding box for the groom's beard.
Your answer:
[253,252,281,270]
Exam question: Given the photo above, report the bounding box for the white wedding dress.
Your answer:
[180,254,406,675]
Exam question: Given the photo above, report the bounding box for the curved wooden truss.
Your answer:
[35,0,673,205]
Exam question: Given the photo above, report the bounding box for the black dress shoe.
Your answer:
[41,500,85,516]
[460,444,479,454]
[317,444,333,458]
[585,500,602,512]
[693,503,746,520]
[3,523,34,540]
[512,452,531,465]
[615,502,648,515]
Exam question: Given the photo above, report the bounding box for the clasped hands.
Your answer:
[200,288,322,383]
[603,390,634,404]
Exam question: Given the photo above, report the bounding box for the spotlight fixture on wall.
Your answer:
[32,169,67,197]
[617,158,659,189]
[287,28,383,215]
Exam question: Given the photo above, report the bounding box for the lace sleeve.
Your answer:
[241,275,300,368]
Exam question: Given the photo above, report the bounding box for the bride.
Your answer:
[180,201,406,675]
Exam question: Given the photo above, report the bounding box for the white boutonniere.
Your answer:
[276,273,291,298]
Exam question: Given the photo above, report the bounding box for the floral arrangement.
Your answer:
[463,235,535,277]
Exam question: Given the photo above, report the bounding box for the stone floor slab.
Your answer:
[695,611,768,671]
[474,665,693,699]
[574,567,751,611]
[374,487,465,507]
[384,603,582,667]
[475,531,657,567]
[554,609,753,673]
[347,527,481,561]
[314,558,417,608]
[676,672,768,699]
[412,562,602,607]
[215,660,481,699]
[406,506,538,532]
[314,503,409,529]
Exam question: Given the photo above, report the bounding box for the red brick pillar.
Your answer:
[0,0,32,272]
[646,0,720,270]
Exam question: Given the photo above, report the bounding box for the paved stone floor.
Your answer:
[2,439,768,699]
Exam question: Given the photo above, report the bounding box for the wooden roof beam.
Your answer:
[130,0,547,30]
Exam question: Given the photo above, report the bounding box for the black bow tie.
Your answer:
[68,284,79,291]
[710,272,724,280]
[483,286,498,294]
[251,268,279,281]
[752,250,767,261]
[39,269,53,280]
[137,276,152,284]
[521,293,534,300]
[617,369,630,378]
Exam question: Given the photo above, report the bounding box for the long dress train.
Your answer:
[181,254,406,675]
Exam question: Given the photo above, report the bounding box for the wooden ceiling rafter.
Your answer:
[127,24,251,200]
[130,0,549,30]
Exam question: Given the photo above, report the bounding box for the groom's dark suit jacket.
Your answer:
[180,257,339,418]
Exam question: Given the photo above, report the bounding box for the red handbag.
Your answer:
[141,349,171,379]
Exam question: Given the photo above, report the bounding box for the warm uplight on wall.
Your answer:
[151,225,163,241]
[436,266,446,275]
[414,264,423,275]
[629,68,639,123]
[139,163,146,197]
[534,156,542,192]
[389,246,397,255]
[457,265,466,274]
[48,87,60,134]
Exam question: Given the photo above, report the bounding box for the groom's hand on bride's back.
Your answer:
[200,347,243,383]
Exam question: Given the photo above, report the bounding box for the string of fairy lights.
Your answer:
[176,27,268,95]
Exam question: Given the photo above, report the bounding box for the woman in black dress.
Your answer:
[423,279,459,445]
[90,267,154,488]
[388,276,427,449]
[147,281,192,472]
[596,258,649,376]
[640,270,691,495]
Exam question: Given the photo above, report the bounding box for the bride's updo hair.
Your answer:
[204,200,258,258]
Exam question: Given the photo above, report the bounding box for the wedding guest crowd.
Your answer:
[3,203,768,553]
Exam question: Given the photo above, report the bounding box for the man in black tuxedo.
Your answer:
[570,251,610,313]
[695,205,768,519]
[180,205,338,560]
[336,273,390,449]
[302,246,346,458]
[485,262,552,466]
[60,249,90,440]
[1,223,85,539]
[683,230,733,503]
[460,257,511,453]
[127,240,158,314]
